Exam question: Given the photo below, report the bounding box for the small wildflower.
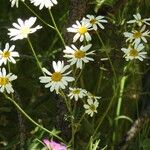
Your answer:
[67,20,92,42]
[124,25,150,44]
[10,0,25,7]
[84,98,99,117]
[43,139,67,150]
[127,13,150,26]
[86,92,101,101]
[39,61,74,93]
[63,44,94,69]
[0,43,19,66]
[68,87,87,101]
[121,42,147,61]
[8,17,42,41]
[84,15,107,30]
[30,0,58,10]
[0,68,17,94]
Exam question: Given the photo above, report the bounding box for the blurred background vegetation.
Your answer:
[0,0,150,149]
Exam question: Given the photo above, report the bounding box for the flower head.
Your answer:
[8,17,42,41]
[63,44,94,69]
[127,13,150,26]
[121,42,147,61]
[86,92,101,101]
[10,0,25,7]
[0,68,17,94]
[83,15,107,30]
[68,87,87,101]
[43,139,67,150]
[30,0,58,10]
[67,20,92,43]
[84,98,99,117]
[39,61,74,93]
[124,25,150,44]
[0,43,19,66]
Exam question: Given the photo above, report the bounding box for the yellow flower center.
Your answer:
[133,31,142,38]
[90,19,97,25]
[0,77,9,85]
[20,26,30,37]
[90,104,96,111]
[78,26,87,34]
[129,49,138,57]
[74,50,85,59]
[2,51,10,58]
[72,89,80,94]
[51,72,62,82]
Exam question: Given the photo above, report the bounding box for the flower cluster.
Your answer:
[10,0,58,9]
[0,16,43,94]
[122,13,150,61]
[67,14,107,43]
[68,87,101,117]
[0,43,19,94]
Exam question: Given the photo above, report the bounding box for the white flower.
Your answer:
[123,25,150,44]
[121,42,147,61]
[30,0,58,10]
[0,43,19,66]
[10,0,25,7]
[83,15,107,30]
[68,87,87,101]
[127,13,150,26]
[86,92,101,101]
[63,44,94,69]
[8,17,42,41]
[39,61,75,93]
[84,98,99,117]
[67,20,92,43]
[0,68,17,94]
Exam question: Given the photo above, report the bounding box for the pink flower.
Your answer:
[43,139,67,150]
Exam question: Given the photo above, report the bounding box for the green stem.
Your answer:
[73,67,84,87]
[4,94,64,143]
[86,86,118,150]
[48,9,66,47]
[60,90,71,113]
[23,2,55,30]
[95,67,103,94]
[69,113,85,145]
[96,31,117,83]
[116,75,127,124]
[27,37,44,75]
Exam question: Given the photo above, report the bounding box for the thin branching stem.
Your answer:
[96,31,117,84]
[48,9,66,47]
[4,94,65,143]
[23,2,55,30]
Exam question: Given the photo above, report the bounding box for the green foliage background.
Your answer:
[0,0,150,149]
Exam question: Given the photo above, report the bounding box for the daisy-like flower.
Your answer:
[83,15,107,30]
[43,139,67,150]
[67,20,92,43]
[127,13,150,26]
[121,42,147,61]
[123,25,150,44]
[68,87,87,101]
[0,68,17,94]
[86,92,101,101]
[84,98,99,117]
[39,61,74,93]
[8,17,42,41]
[30,0,58,10]
[10,0,25,7]
[63,44,94,69]
[0,43,19,66]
